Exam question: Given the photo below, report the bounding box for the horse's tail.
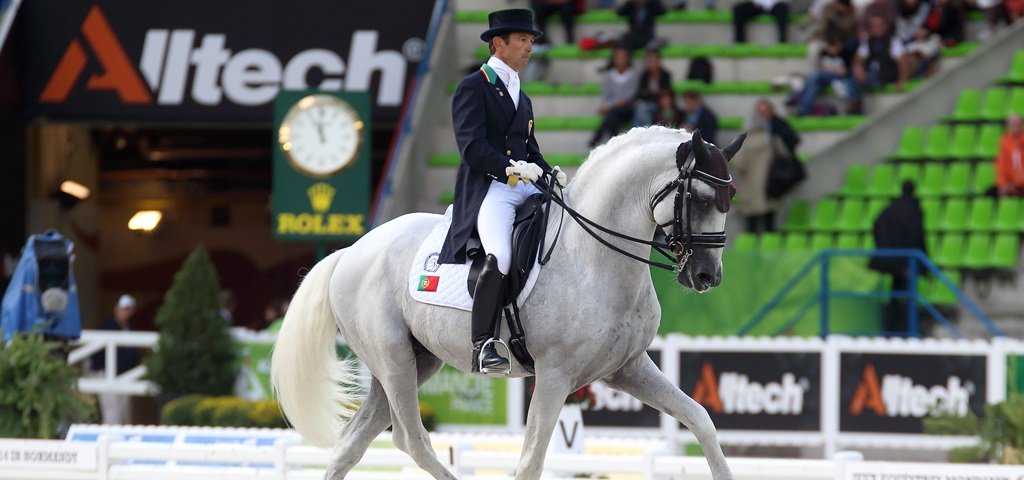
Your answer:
[271,248,358,447]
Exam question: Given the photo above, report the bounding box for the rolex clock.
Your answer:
[278,94,364,178]
[272,91,371,242]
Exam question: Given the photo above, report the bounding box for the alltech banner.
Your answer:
[839,353,987,434]
[21,0,433,123]
[679,351,821,431]
[522,351,663,428]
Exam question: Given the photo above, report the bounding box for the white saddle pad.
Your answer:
[408,206,541,311]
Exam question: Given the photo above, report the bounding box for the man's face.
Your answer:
[114,306,135,325]
[494,32,534,71]
[1009,116,1022,135]
[683,96,699,111]
[868,16,888,37]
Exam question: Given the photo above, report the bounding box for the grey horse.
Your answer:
[271,126,744,480]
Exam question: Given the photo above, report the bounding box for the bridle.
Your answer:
[535,140,734,273]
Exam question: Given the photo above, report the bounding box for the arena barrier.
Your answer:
[3,432,1024,480]
[68,331,1024,456]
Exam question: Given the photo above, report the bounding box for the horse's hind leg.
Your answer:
[362,344,456,480]
[604,354,735,480]
[325,352,445,480]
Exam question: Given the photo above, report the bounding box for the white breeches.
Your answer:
[477,180,541,275]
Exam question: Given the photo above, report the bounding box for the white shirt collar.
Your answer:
[487,56,518,86]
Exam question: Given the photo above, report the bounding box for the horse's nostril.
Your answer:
[696,272,714,285]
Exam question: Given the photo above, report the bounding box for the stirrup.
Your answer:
[478,338,512,376]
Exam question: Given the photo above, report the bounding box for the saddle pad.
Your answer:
[409,206,541,311]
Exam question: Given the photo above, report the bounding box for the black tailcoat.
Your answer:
[439,64,552,264]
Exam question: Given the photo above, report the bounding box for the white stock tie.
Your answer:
[507,73,520,110]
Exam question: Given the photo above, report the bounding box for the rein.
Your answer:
[534,153,731,272]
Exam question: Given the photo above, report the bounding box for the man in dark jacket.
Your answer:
[618,0,667,49]
[440,9,565,375]
[681,89,719,145]
[869,181,928,335]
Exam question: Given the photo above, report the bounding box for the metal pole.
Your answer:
[907,256,920,337]
[819,254,829,338]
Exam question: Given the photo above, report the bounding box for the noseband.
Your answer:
[650,149,733,267]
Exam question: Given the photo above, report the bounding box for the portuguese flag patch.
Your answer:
[418,275,440,292]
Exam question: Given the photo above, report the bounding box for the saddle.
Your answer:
[466,193,549,373]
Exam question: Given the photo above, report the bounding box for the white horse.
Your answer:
[271,126,745,480]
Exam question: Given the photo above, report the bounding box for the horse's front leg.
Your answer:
[516,374,574,480]
[604,354,735,480]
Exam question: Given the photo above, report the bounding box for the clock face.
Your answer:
[278,94,363,178]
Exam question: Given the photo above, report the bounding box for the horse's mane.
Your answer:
[574,125,695,185]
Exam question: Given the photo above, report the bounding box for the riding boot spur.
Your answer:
[471,254,510,375]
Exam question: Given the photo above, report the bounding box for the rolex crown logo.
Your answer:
[307,182,336,213]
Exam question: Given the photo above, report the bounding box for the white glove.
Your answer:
[505,160,543,183]
[553,166,568,186]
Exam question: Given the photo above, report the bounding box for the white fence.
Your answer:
[4,436,1024,480]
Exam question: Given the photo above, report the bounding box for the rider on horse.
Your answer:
[439,9,567,375]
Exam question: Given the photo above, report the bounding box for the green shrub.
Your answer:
[249,398,287,429]
[144,246,238,398]
[0,333,96,438]
[193,396,229,426]
[161,394,208,426]
[419,403,436,432]
[210,397,251,427]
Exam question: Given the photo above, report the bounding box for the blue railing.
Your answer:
[736,249,1002,338]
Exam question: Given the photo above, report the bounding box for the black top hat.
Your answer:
[480,9,543,42]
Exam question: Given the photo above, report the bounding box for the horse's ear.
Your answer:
[691,129,708,162]
[721,132,747,162]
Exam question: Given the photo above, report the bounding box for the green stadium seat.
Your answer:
[760,232,783,252]
[944,163,971,196]
[862,198,889,231]
[994,199,1021,232]
[810,198,840,230]
[940,198,968,231]
[948,89,982,121]
[921,198,941,232]
[1004,51,1024,83]
[868,164,898,197]
[783,233,809,250]
[924,125,951,159]
[837,199,865,232]
[889,127,925,160]
[991,233,1021,269]
[972,163,996,195]
[841,164,870,196]
[976,124,1002,158]
[783,200,812,231]
[897,163,921,185]
[810,232,834,250]
[963,233,993,269]
[917,163,946,197]
[924,270,962,306]
[935,233,966,268]
[967,198,995,231]
[439,190,454,205]
[1011,88,1024,116]
[836,233,861,249]
[861,233,875,250]
[733,233,758,251]
[927,233,941,257]
[981,88,1008,121]
[949,125,977,160]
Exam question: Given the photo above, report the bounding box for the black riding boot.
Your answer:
[471,254,510,374]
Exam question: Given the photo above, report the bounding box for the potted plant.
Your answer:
[0,332,95,438]
[144,246,238,408]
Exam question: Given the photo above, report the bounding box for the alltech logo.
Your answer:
[848,363,974,418]
[691,362,809,416]
[39,5,412,108]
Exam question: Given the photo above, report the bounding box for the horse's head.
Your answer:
[652,130,745,293]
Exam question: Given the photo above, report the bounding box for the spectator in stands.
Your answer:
[589,45,640,147]
[732,99,801,233]
[997,114,1024,196]
[981,0,1024,36]
[673,0,717,10]
[895,0,932,44]
[89,294,140,425]
[733,0,791,43]
[633,48,673,127]
[653,89,686,126]
[617,0,667,49]
[853,15,909,91]
[531,0,578,46]
[680,89,719,145]
[807,0,859,65]
[797,35,863,115]
[686,56,715,84]
[903,25,942,77]
[923,0,966,46]
[264,298,290,332]
[869,181,928,336]
[219,289,236,324]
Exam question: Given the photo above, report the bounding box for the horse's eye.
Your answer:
[699,198,711,209]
